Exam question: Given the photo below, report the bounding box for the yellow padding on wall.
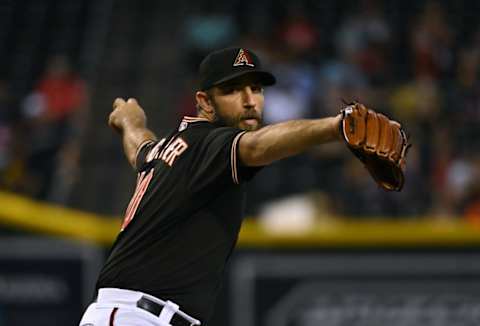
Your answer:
[239,218,480,248]
[0,191,120,245]
[0,191,480,247]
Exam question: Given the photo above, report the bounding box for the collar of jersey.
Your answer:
[182,116,210,124]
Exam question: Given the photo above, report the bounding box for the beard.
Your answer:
[212,104,263,131]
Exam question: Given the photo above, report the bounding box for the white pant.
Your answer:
[79,288,201,326]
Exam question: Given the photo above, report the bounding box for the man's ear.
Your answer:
[195,91,213,113]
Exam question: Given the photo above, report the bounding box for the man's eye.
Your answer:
[252,85,263,93]
[221,87,235,94]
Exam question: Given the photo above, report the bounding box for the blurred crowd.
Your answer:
[0,55,88,203]
[2,0,480,224]
[177,0,480,223]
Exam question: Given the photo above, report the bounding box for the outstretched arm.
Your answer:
[239,116,342,167]
[108,98,157,169]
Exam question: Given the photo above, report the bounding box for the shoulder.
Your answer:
[177,116,212,133]
[177,116,234,136]
[174,116,245,146]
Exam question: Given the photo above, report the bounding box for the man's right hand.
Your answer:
[108,97,148,133]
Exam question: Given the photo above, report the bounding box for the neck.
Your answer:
[198,110,215,122]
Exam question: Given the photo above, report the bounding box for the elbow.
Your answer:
[238,132,270,167]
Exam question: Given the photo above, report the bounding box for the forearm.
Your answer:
[239,115,342,166]
[121,125,157,168]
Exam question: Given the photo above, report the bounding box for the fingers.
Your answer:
[390,120,401,128]
[113,97,126,109]
[109,97,142,131]
[113,97,139,109]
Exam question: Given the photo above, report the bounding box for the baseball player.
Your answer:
[79,47,408,326]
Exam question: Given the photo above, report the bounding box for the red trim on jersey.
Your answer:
[135,139,156,169]
[182,116,209,122]
[109,307,118,326]
[121,169,154,231]
[231,131,246,184]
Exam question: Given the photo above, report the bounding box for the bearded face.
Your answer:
[208,80,265,131]
[212,99,264,131]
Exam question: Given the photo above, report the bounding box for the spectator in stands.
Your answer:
[335,0,392,85]
[246,23,320,214]
[464,180,480,226]
[410,1,454,80]
[0,80,22,189]
[445,48,480,153]
[0,81,14,170]
[275,3,320,62]
[183,5,237,71]
[22,55,87,201]
[439,47,480,218]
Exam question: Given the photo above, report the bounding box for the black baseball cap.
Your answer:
[198,47,276,90]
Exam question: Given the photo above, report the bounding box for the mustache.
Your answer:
[241,113,261,120]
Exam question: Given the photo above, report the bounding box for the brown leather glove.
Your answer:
[340,102,411,191]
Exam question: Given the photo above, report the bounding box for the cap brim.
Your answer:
[212,70,276,88]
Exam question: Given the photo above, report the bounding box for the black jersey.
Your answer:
[96,116,261,323]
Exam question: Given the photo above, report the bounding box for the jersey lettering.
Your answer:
[146,140,164,163]
[161,137,188,166]
[121,169,154,231]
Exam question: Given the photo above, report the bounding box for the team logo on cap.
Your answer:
[233,49,254,67]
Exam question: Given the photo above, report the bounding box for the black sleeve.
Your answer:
[189,127,262,190]
[135,139,164,172]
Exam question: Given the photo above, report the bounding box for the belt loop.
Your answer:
[158,300,180,324]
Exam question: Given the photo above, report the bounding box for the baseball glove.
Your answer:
[340,102,410,191]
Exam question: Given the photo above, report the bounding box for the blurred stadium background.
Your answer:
[1,0,480,325]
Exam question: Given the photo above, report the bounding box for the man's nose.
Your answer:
[242,87,256,108]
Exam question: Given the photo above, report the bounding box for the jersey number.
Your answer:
[121,169,154,231]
